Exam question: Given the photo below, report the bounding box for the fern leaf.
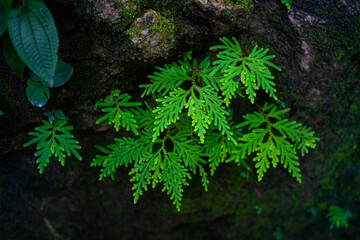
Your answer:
[141,58,192,96]
[186,91,210,143]
[96,90,141,135]
[196,86,235,143]
[97,137,152,180]
[211,37,281,104]
[23,119,81,174]
[237,128,268,158]
[273,135,301,183]
[152,88,189,141]
[130,153,155,204]
[327,206,352,229]
[253,137,277,181]
[162,152,191,211]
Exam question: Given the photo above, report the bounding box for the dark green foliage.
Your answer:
[26,79,50,108]
[0,0,73,107]
[8,0,58,82]
[2,33,25,75]
[23,111,82,174]
[327,206,352,229]
[92,37,318,210]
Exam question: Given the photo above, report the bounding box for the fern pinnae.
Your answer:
[196,85,236,143]
[152,88,189,141]
[96,90,141,135]
[24,118,82,174]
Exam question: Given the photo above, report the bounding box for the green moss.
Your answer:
[307,24,328,52]
[307,15,360,60]
[224,0,254,13]
[126,10,177,58]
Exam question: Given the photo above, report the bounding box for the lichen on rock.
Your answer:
[126,10,177,59]
[79,0,140,32]
[185,0,253,34]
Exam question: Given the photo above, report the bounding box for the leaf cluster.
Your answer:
[92,37,318,210]
[233,103,319,183]
[23,111,82,173]
[92,95,208,210]
[210,37,281,104]
[0,0,73,107]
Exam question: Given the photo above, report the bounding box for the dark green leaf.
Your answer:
[26,79,50,107]
[48,115,55,123]
[0,0,13,13]
[54,110,66,119]
[29,58,74,87]
[0,110,3,116]
[3,33,25,75]
[8,0,59,85]
[0,5,7,37]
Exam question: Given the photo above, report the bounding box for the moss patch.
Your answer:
[126,10,177,58]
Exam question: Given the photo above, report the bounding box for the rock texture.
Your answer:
[0,0,360,239]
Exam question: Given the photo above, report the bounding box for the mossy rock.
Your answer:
[126,10,177,59]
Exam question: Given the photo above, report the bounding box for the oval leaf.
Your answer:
[29,58,74,87]
[8,0,59,85]
[0,110,3,116]
[54,110,66,119]
[3,33,25,75]
[0,5,7,37]
[26,79,50,107]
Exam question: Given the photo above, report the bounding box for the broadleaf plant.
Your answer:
[0,0,73,107]
[7,0,58,82]
[92,37,319,211]
[24,110,82,173]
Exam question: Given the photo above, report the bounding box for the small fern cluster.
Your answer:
[327,206,352,229]
[92,37,319,210]
[24,110,82,173]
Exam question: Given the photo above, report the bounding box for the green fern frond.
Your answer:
[162,152,191,211]
[152,88,189,141]
[24,119,82,174]
[273,135,301,182]
[141,53,193,96]
[96,137,153,180]
[210,37,281,104]
[96,89,141,135]
[93,115,209,210]
[203,118,244,175]
[327,206,352,229]
[196,86,235,143]
[235,103,318,182]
